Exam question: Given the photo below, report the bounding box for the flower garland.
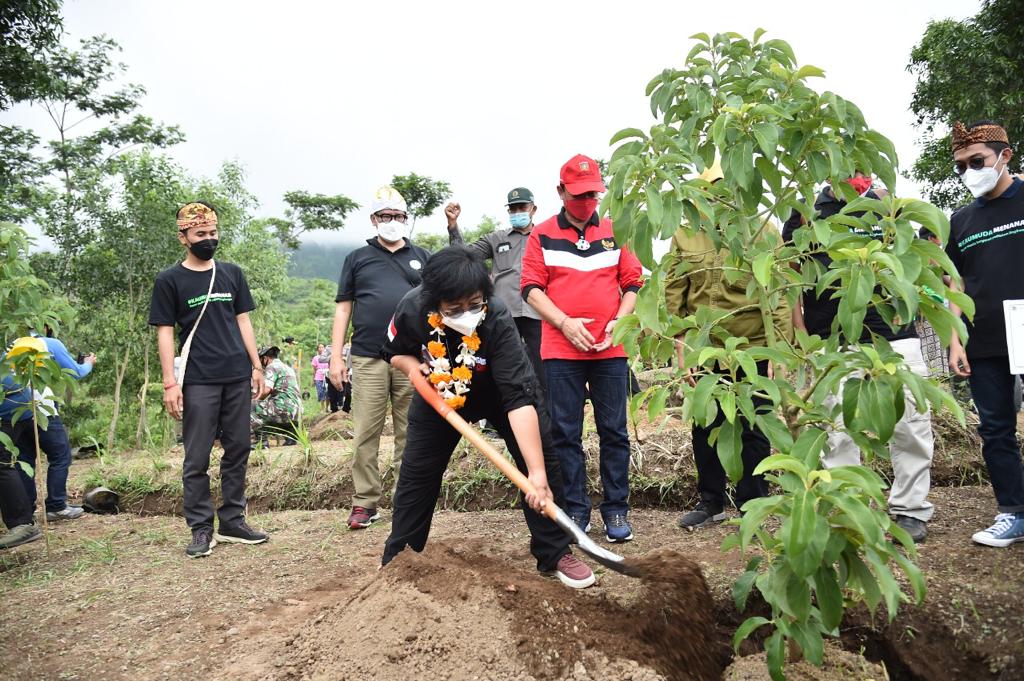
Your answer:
[427,311,483,409]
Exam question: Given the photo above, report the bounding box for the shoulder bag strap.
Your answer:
[177,259,217,386]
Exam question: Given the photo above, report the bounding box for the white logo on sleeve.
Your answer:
[409,259,422,270]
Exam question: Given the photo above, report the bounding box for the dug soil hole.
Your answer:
[224,541,728,681]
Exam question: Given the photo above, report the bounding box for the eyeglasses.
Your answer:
[954,154,996,176]
[439,300,486,317]
[375,213,408,223]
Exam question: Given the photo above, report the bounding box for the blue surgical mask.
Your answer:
[509,212,531,230]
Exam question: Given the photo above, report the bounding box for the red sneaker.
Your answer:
[544,553,595,589]
[347,506,380,530]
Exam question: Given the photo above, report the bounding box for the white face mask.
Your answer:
[377,221,407,243]
[961,155,1008,198]
[442,308,485,336]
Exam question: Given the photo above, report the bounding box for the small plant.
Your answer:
[606,30,964,679]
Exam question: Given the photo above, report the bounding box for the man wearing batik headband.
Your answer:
[945,120,1024,548]
[149,201,271,558]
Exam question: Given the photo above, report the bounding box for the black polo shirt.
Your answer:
[336,238,431,358]
[947,177,1024,359]
[782,187,917,343]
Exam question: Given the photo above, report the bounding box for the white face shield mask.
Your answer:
[442,308,485,337]
[960,154,1008,198]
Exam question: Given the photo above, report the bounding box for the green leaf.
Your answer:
[754,453,809,480]
[733,616,771,652]
[790,619,825,666]
[716,418,743,482]
[609,127,647,145]
[17,459,35,477]
[814,565,844,631]
[646,184,664,227]
[752,122,779,158]
[765,629,785,681]
[752,252,774,287]
[795,64,826,79]
[733,561,762,611]
[792,427,828,470]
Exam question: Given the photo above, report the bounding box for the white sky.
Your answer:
[5,0,978,247]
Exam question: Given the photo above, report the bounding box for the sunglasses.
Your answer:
[954,154,998,176]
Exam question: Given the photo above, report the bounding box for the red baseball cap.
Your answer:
[559,154,606,195]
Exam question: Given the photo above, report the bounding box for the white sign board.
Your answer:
[1003,300,1024,374]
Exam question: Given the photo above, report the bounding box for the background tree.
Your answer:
[9,35,183,288]
[0,0,63,109]
[607,30,962,678]
[390,172,451,235]
[908,0,1023,210]
[261,190,359,249]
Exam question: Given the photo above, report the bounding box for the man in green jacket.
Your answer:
[665,162,791,530]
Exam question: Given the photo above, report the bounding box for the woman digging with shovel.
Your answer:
[379,246,597,589]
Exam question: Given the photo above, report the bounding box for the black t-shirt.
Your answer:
[148,261,256,385]
[782,187,917,342]
[336,238,431,358]
[381,289,541,421]
[946,178,1024,359]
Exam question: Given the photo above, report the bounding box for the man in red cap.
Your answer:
[520,154,643,543]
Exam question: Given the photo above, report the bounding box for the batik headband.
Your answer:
[952,121,1009,151]
[176,202,218,232]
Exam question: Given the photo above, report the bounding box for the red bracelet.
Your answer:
[163,382,178,390]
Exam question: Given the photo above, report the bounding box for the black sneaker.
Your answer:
[214,521,269,545]
[894,515,928,543]
[678,502,727,531]
[186,527,216,558]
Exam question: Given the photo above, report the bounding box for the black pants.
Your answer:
[327,380,343,413]
[182,381,252,531]
[1,419,36,529]
[693,362,771,510]
[515,317,546,392]
[968,357,1024,512]
[382,393,571,571]
[341,380,352,413]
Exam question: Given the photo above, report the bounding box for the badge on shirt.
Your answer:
[409,259,422,270]
[575,237,591,251]
[497,242,511,254]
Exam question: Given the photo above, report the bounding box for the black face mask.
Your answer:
[189,238,219,261]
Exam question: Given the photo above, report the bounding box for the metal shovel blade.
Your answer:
[549,506,641,577]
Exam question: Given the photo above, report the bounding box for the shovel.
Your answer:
[407,369,640,578]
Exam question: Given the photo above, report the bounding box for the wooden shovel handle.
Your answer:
[407,368,558,522]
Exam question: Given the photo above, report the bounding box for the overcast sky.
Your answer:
[6,0,978,247]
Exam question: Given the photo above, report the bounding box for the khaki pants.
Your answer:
[350,355,412,508]
[822,337,935,522]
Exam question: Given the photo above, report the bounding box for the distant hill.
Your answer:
[288,241,359,281]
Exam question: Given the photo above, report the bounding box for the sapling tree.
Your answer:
[605,31,968,679]
[1,222,77,547]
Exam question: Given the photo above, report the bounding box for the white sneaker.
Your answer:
[972,513,1024,548]
[46,505,85,521]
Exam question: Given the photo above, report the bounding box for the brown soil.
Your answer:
[2,485,1021,680]
[724,642,888,680]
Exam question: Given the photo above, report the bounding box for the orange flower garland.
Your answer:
[426,308,485,409]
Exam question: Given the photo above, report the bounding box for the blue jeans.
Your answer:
[968,357,1024,513]
[545,357,630,520]
[17,415,73,513]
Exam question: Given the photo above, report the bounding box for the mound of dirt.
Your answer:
[724,642,888,680]
[244,541,726,681]
[306,412,353,440]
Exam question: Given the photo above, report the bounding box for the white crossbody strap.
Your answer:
[176,260,217,386]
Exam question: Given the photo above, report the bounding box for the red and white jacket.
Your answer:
[520,210,643,360]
